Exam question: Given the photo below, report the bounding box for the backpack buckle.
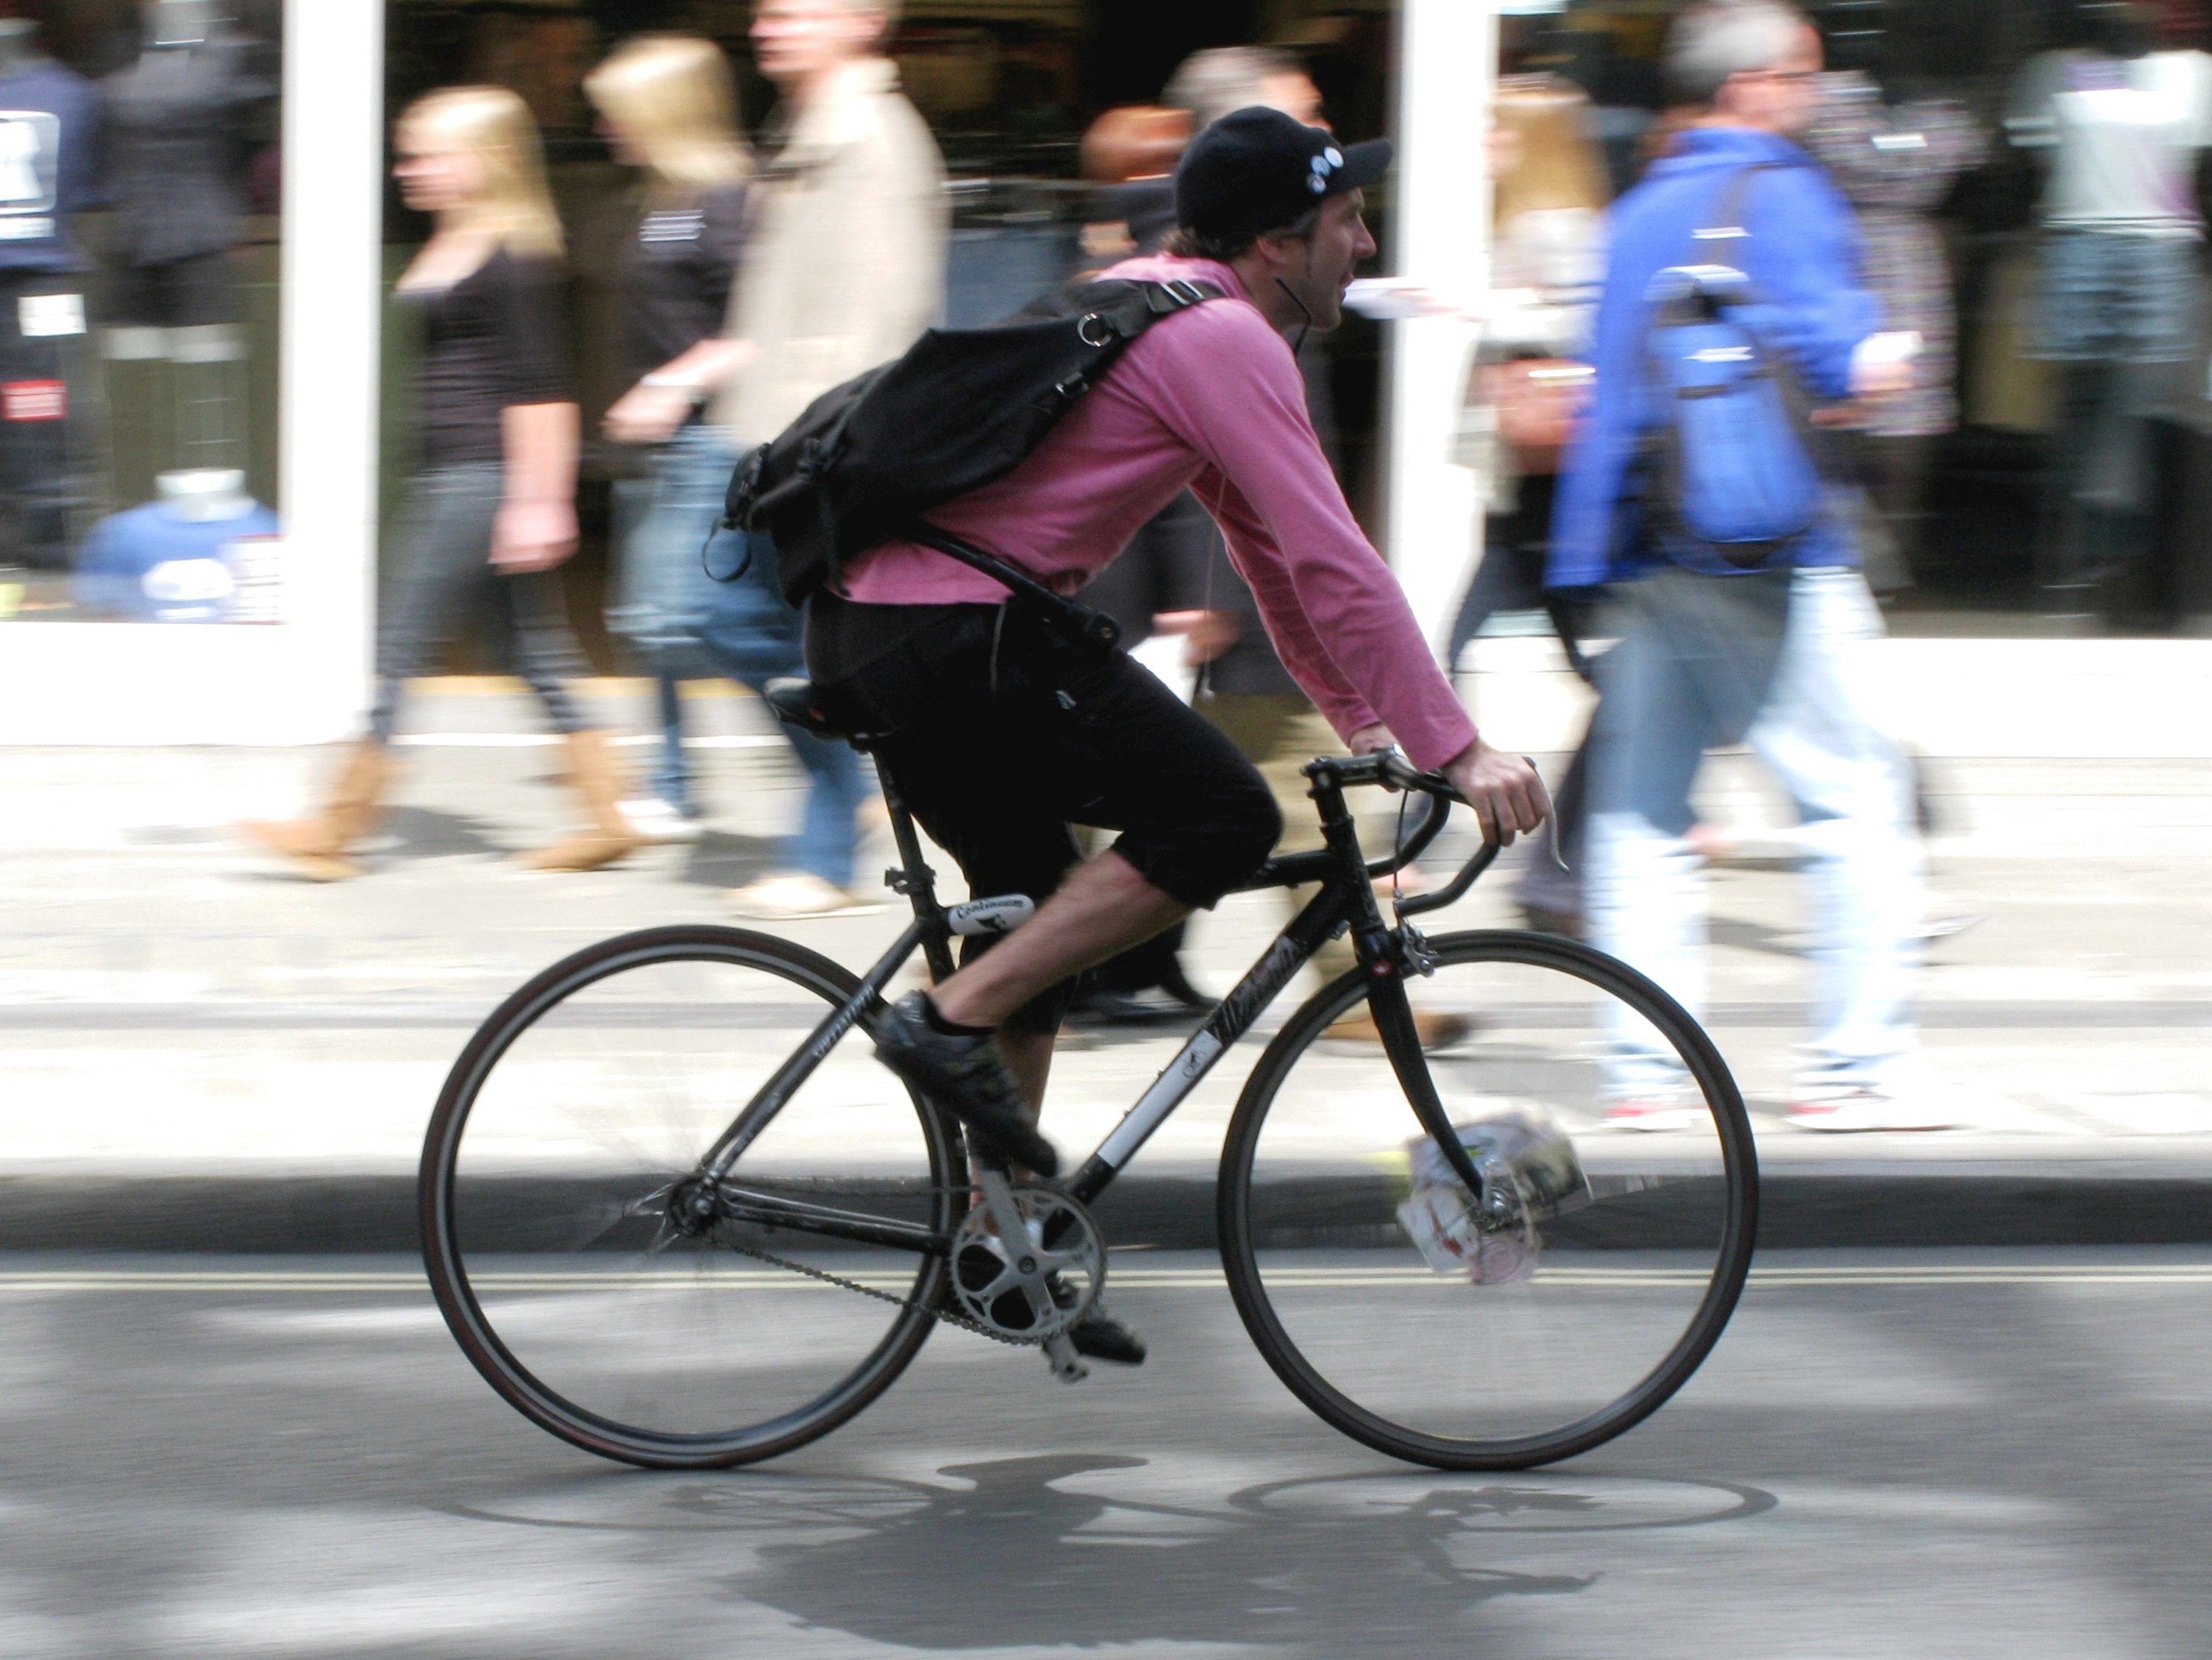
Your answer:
[1159,278,1206,308]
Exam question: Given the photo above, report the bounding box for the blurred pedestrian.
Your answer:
[711,0,945,921]
[1801,59,1984,590]
[1551,0,1944,1132]
[244,85,635,879]
[2007,4,2212,607]
[588,34,753,845]
[1449,75,1605,667]
[1077,104,1189,266]
[1446,74,1608,935]
[1164,46,1324,132]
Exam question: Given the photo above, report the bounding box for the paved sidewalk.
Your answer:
[8,683,2212,1246]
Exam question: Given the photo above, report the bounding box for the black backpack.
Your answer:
[718,277,1220,608]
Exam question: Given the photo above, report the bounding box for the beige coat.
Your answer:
[712,57,946,443]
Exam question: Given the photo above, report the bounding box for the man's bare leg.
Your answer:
[932,848,1191,1032]
[906,849,1176,1367]
[997,1030,1054,1116]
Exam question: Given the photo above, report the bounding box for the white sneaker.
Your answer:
[725,873,886,920]
[1601,1099,1698,1132]
[1786,1086,1961,1133]
[619,798,704,845]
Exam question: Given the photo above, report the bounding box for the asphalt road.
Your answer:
[1,1248,2208,1659]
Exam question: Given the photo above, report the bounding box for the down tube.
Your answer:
[1067,890,1345,1205]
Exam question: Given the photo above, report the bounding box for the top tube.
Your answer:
[1234,753,1460,893]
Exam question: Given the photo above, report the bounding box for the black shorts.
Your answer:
[806,594,1281,1030]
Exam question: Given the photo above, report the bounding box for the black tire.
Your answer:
[1217,929,1757,1469]
[421,925,958,1469]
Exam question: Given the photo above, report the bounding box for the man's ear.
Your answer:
[1252,230,1300,272]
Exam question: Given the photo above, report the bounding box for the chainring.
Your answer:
[946,1185,1106,1343]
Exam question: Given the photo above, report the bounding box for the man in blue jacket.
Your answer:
[1550,0,1943,1133]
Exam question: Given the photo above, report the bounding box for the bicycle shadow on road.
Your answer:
[689,1454,1771,1650]
[435,1455,1774,1650]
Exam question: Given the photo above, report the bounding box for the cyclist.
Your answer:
[814,110,1548,1347]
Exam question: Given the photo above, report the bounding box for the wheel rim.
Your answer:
[424,934,955,1462]
[1225,932,1755,1465]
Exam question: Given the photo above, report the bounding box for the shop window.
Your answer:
[1,0,282,627]
[1501,0,2212,635]
[377,0,1393,675]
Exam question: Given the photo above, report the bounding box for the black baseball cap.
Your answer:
[1174,106,1390,247]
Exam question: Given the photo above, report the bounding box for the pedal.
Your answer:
[1042,1334,1089,1385]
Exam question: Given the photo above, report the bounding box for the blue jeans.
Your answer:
[698,519,867,891]
[610,426,739,812]
[1587,565,1922,1096]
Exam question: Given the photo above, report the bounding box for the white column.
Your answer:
[0,0,385,746]
[274,0,386,742]
[1385,0,1496,660]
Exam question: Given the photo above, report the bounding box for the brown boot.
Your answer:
[1323,1008,1473,1052]
[524,729,641,873]
[240,739,391,882]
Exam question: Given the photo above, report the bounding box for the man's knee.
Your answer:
[1183,768,1283,899]
[1222,773,1284,874]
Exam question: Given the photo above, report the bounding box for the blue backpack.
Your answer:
[1640,165,1827,571]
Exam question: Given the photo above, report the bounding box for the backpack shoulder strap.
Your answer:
[1075,277,1223,342]
[1679,160,1774,271]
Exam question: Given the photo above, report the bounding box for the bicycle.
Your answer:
[420,678,1757,1472]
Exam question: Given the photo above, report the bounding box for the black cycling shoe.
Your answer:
[1042,1271,1145,1364]
[873,991,1059,1177]
[1069,1305,1148,1366]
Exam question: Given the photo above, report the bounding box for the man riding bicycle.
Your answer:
[812,110,1549,1353]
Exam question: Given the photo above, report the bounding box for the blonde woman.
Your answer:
[245,85,634,879]
[1449,74,1608,670]
[1447,74,1609,935]
[588,35,758,844]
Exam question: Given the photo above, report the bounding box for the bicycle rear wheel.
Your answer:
[420,925,959,1469]
[1218,930,1756,1469]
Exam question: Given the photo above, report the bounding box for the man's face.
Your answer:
[1266,190,1376,333]
[751,0,883,88]
[1723,24,1823,135]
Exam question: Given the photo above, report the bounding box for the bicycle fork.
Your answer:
[1306,762,1497,1207]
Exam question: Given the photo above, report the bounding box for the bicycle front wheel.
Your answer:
[1218,930,1756,1469]
[420,925,959,1469]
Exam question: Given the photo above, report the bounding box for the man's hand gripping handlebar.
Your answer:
[1348,724,1550,848]
[1440,737,1551,847]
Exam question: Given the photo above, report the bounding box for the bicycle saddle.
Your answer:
[762,677,854,740]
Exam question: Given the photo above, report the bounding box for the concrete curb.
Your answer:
[7,1171,2211,1254]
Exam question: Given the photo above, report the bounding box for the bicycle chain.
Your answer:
[716,1230,1035,1348]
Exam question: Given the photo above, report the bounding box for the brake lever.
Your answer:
[1529,754,1571,876]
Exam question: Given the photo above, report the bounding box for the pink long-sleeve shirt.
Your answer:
[838,255,1479,773]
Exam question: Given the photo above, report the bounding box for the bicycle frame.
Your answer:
[689,751,1504,1253]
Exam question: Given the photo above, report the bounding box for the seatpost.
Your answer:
[865,742,958,983]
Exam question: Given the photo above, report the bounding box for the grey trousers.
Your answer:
[371,463,588,741]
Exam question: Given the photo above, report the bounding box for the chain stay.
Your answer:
[643,1162,1105,1350]
[714,1229,1036,1348]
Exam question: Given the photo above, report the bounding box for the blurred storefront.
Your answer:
[19,0,2212,749]
[1493,0,2212,638]
[0,0,380,742]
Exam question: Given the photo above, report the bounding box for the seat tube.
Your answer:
[871,748,956,983]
